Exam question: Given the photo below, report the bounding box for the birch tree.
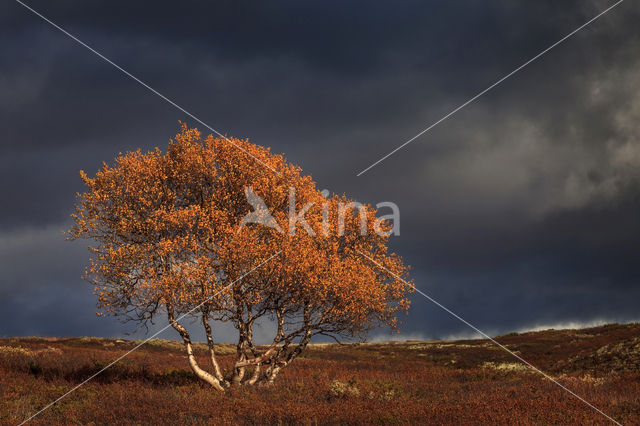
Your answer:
[69,124,412,389]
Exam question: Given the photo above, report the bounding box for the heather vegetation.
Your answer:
[2,323,639,424]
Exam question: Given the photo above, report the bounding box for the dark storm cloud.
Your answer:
[1,0,639,341]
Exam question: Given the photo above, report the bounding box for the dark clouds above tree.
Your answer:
[1,0,639,341]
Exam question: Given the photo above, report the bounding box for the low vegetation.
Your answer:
[2,323,639,424]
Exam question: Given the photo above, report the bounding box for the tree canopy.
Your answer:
[69,124,412,389]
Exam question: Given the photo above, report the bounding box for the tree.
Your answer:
[69,124,412,390]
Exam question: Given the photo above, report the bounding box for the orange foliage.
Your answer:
[68,124,412,387]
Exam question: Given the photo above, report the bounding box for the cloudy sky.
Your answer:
[1,0,639,342]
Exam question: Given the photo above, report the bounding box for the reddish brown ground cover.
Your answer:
[1,323,639,425]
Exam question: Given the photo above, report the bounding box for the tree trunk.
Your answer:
[201,310,226,384]
[266,319,313,384]
[166,303,225,391]
[246,363,262,385]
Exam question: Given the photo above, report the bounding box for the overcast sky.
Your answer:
[1,0,639,342]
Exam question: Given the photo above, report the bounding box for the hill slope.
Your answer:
[2,323,639,424]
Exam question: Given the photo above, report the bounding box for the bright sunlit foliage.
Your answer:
[68,124,412,389]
